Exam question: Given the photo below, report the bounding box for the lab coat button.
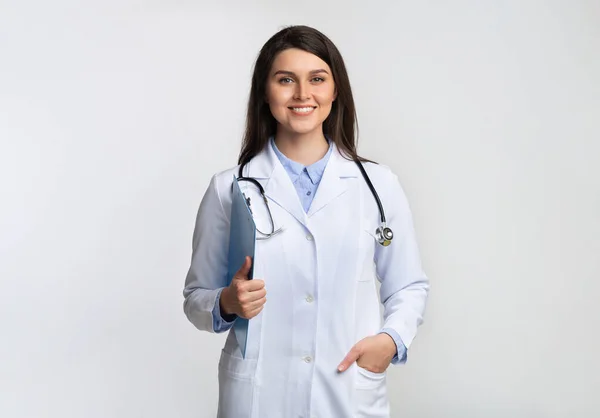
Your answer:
[303,356,312,363]
[305,295,314,303]
[306,234,313,241]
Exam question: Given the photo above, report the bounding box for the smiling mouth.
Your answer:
[288,106,317,114]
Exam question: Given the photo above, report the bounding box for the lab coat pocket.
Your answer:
[355,365,385,388]
[217,350,257,418]
[355,366,389,417]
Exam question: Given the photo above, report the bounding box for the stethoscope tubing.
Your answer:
[236,159,391,244]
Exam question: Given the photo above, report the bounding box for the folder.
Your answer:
[227,175,256,358]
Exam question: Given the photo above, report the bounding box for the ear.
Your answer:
[333,87,338,102]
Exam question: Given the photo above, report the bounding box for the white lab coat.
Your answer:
[183,142,429,418]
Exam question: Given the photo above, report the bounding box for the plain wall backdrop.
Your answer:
[1,1,599,417]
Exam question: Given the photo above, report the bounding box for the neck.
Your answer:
[274,129,329,166]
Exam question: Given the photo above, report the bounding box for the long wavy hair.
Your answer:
[238,25,369,171]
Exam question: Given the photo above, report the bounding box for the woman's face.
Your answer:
[265,48,337,138]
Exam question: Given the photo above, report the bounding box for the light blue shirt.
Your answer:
[212,139,407,364]
[270,138,333,212]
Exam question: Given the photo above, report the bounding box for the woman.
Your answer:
[183,25,429,418]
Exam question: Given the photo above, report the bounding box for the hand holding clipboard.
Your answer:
[218,176,266,358]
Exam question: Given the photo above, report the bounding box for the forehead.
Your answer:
[270,48,331,73]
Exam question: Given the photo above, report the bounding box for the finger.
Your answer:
[338,346,361,372]
[240,287,267,303]
[242,297,267,313]
[244,305,264,319]
[235,280,265,297]
[245,279,265,291]
[233,256,252,280]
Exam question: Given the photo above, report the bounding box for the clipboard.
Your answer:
[227,175,256,358]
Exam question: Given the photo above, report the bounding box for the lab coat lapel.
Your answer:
[245,144,308,227]
[244,142,359,226]
[265,165,307,226]
[307,144,358,218]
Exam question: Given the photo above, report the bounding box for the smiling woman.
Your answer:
[266,49,337,144]
[182,25,429,418]
[238,25,361,170]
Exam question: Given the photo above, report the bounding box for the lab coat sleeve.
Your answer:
[183,174,232,333]
[375,173,429,361]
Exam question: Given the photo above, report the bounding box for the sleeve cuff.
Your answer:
[212,288,237,333]
[380,328,408,364]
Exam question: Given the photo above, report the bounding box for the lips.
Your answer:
[288,106,317,115]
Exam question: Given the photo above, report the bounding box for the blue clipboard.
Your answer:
[227,175,256,358]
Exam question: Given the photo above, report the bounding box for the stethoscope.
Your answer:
[237,161,394,246]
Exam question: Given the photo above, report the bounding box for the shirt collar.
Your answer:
[270,137,333,185]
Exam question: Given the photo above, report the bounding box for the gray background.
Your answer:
[1,1,599,417]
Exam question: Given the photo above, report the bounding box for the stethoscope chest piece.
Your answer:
[376,224,393,247]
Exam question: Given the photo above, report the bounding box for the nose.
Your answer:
[294,80,311,100]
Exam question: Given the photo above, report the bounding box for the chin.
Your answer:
[284,121,324,136]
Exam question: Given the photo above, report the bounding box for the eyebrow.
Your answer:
[273,69,330,76]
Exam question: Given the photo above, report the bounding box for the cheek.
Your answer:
[268,103,284,121]
[267,86,291,106]
[316,87,337,105]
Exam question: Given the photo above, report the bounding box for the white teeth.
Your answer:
[291,107,314,113]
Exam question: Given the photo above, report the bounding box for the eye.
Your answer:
[278,77,294,84]
[312,77,325,83]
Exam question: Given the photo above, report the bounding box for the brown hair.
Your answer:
[238,25,369,171]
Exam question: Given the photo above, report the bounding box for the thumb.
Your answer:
[233,256,252,280]
[337,345,361,372]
